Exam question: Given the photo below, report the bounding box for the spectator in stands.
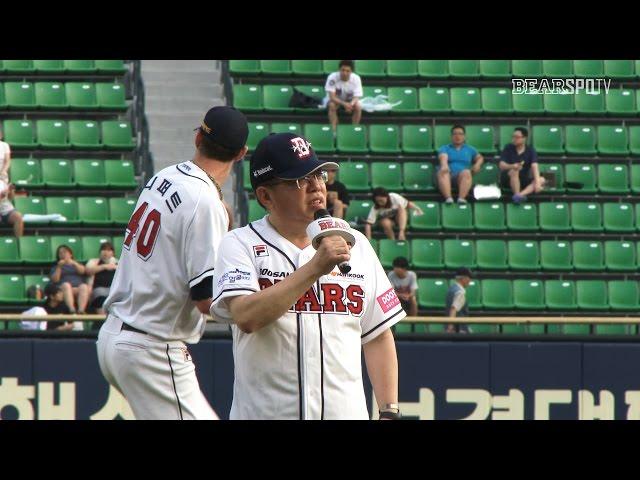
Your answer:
[85,242,118,316]
[325,167,350,219]
[0,128,10,182]
[50,245,90,315]
[325,60,363,133]
[42,283,74,331]
[0,179,24,237]
[364,187,423,241]
[387,257,418,317]
[499,127,545,204]
[436,125,484,205]
[445,267,473,333]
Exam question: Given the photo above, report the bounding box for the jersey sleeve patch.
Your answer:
[377,287,400,314]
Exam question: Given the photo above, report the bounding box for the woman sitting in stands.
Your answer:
[49,244,91,314]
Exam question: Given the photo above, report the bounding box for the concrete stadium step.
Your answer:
[144,84,224,99]
[142,71,221,85]
[141,60,220,72]
[145,96,225,113]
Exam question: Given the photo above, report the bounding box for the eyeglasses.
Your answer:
[265,170,329,189]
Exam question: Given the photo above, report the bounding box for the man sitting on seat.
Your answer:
[499,127,545,204]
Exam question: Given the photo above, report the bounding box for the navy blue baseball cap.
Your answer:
[196,106,249,151]
[250,132,339,190]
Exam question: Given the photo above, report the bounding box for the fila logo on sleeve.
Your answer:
[253,245,269,257]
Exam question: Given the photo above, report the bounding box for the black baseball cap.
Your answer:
[196,106,249,151]
[250,132,339,190]
[455,267,473,278]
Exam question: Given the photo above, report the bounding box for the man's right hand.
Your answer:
[311,235,351,276]
[344,103,353,113]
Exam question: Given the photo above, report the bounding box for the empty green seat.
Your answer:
[42,158,73,187]
[260,60,291,75]
[514,280,545,310]
[409,201,440,231]
[371,162,402,190]
[532,125,564,155]
[448,60,479,78]
[573,60,604,78]
[442,203,473,231]
[0,275,26,303]
[263,85,294,112]
[270,123,301,135]
[19,237,53,264]
[474,162,499,186]
[402,125,432,154]
[105,160,137,189]
[233,84,262,111]
[35,82,67,110]
[482,279,513,310]
[387,87,419,114]
[411,239,443,269]
[540,241,572,271]
[65,83,98,110]
[606,89,636,116]
[443,239,475,269]
[571,202,603,232]
[37,120,69,149]
[68,120,101,149]
[0,237,20,264]
[418,87,451,114]
[82,236,113,260]
[577,280,609,311]
[63,60,96,73]
[542,60,573,77]
[109,197,137,225]
[13,196,46,221]
[96,83,127,111]
[539,202,570,232]
[386,60,417,77]
[417,279,448,309]
[291,60,322,76]
[246,123,269,150]
[403,162,433,192]
[450,87,482,114]
[608,281,640,310]
[95,60,127,74]
[565,125,596,155]
[508,240,540,270]
[595,324,633,335]
[369,238,379,255]
[479,60,511,78]
[565,163,597,193]
[369,125,400,154]
[465,280,482,310]
[434,125,454,151]
[513,93,544,115]
[336,125,367,153]
[74,159,106,188]
[50,236,83,262]
[598,164,629,193]
[604,60,635,79]
[575,91,605,115]
[78,197,110,225]
[545,280,577,310]
[5,82,36,109]
[46,197,80,225]
[362,86,386,98]
[229,60,260,75]
[303,124,335,153]
[512,60,543,77]
[101,121,135,150]
[378,240,410,269]
[506,203,538,231]
[538,163,565,193]
[338,162,369,192]
[344,200,373,226]
[573,241,604,271]
[417,60,449,78]
[322,60,340,74]
[481,88,513,115]
[632,164,640,193]
[356,60,386,77]
[474,202,505,231]
[630,126,640,155]
[597,126,629,156]
[9,158,43,188]
[476,240,507,270]
[3,60,34,73]
[543,93,575,116]
[605,241,636,271]
[603,203,635,232]
[465,125,495,154]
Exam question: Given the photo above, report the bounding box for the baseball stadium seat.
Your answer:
[303,124,334,153]
[598,164,630,193]
[37,120,69,149]
[362,85,386,98]
[19,237,53,264]
[465,280,482,310]
[291,60,323,76]
[464,125,496,154]
[338,162,370,192]
[66,83,98,110]
[513,93,544,115]
[403,162,434,192]
[543,93,575,116]
[474,203,506,232]
[322,60,340,74]
[482,279,513,309]
[0,238,20,264]
[448,60,479,78]
[532,125,564,155]
[260,60,291,75]
[246,123,268,151]
[565,164,597,193]
[512,60,543,77]
[378,240,410,269]
[473,162,499,185]
[33,60,64,73]
[565,125,597,155]
[10,158,43,188]
[95,60,127,74]
[573,60,604,78]
[77,197,111,225]
[409,201,440,231]
[69,120,102,149]
[5,82,36,109]
[371,162,402,190]
[24,274,51,304]
[101,121,135,150]
[542,60,573,77]
[105,160,137,189]
[96,83,127,111]
[82,236,113,261]
[481,88,513,115]
[263,85,294,112]
[475,239,508,270]
[570,202,603,232]
[35,82,67,110]
[450,87,482,114]
[411,239,443,269]
[608,281,640,310]
[506,203,538,231]
[42,158,73,188]
[418,87,451,114]
[538,163,565,193]
[603,203,635,232]
[540,241,572,271]
[74,159,106,188]
[575,90,605,115]
[357,60,386,77]
[479,60,511,78]
[539,202,571,232]
[434,125,453,150]
[604,60,635,79]
[50,236,84,262]
[605,89,636,116]
[270,123,301,135]
[386,60,417,78]
[0,275,26,303]
[441,203,473,231]
[597,126,629,156]
[46,196,81,225]
[443,239,475,269]
[417,60,449,78]
[229,60,260,75]
[344,200,372,226]
[577,280,609,311]
[632,164,640,193]
[336,125,367,153]
[109,197,137,225]
[605,241,636,272]
[293,85,325,112]
[545,280,577,310]
[573,241,605,271]
[514,280,545,310]
[369,125,400,154]
[417,279,448,309]
[232,84,262,111]
[387,87,419,114]
[63,60,96,73]
[13,196,47,222]
[368,238,379,255]
[508,240,540,270]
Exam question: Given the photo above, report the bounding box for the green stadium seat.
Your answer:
[233,84,262,111]
[473,162,499,185]
[561,322,592,335]
[573,241,605,271]
[338,162,369,192]
[371,162,402,190]
[418,87,451,114]
[595,324,633,335]
[448,60,479,78]
[357,60,386,77]
[35,82,67,110]
[409,201,440,231]
[474,202,505,231]
[507,203,538,231]
[0,237,20,264]
[65,83,98,110]
[336,125,367,153]
[362,86,386,98]
[45,197,80,225]
[386,60,417,78]
[508,240,540,270]
[411,239,443,269]
[263,85,294,112]
[369,125,400,154]
[0,85,5,108]
[5,82,36,109]
[344,200,373,226]
[605,89,636,116]
[0,275,26,303]
[19,236,53,264]
[479,60,511,78]
[540,241,572,271]
[498,125,527,150]
[246,123,269,150]
[322,60,340,75]
[33,60,64,73]
[434,125,453,151]
[13,196,46,223]
[565,125,596,155]
[112,236,125,260]
[24,274,51,303]
[514,280,545,310]
[598,164,629,193]
[543,93,575,115]
[260,60,291,76]
[417,60,449,78]
[229,60,260,75]
[538,163,565,193]
[270,123,301,135]
[476,239,507,270]
[41,158,73,188]
[513,93,544,115]
[403,162,434,192]
[532,125,564,155]
[603,203,635,232]
[96,83,127,111]
[291,60,323,76]
[81,236,113,261]
[575,91,605,115]
[292,86,326,111]
[109,197,137,225]
[481,88,513,115]
[105,160,136,189]
[49,236,83,262]
[1,60,32,73]
[539,202,571,232]
[63,60,96,73]
[387,87,419,114]
[545,280,577,310]
[369,238,379,255]
[542,60,573,77]
[632,164,640,193]
[512,60,543,77]
[605,241,636,272]
[74,159,106,188]
[450,87,482,114]
[68,120,101,150]
[95,60,127,74]
[101,121,135,150]
[608,281,640,310]
[10,158,43,188]
[465,280,482,310]
[573,60,604,78]
[37,120,69,149]
[630,126,640,155]
[482,279,513,310]
[465,125,496,154]
[571,202,603,232]
[378,240,410,269]
[597,126,629,156]
[78,197,111,225]
[443,239,475,269]
[303,124,334,153]
[577,280,609,311]
[442,203,473,231]
[604,60,635,79]
[242,163,251,190]
[565,164,597,193]
[417,278,448,309]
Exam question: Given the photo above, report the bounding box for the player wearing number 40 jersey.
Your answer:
[97,106,249,420]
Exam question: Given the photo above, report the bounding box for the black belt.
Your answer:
[121,322,147,335]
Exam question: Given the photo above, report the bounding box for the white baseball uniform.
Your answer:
[210,216,406,420]
[97,160,227,420]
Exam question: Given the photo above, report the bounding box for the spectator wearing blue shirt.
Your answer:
[499,127,545,204]
[436,125,484,204]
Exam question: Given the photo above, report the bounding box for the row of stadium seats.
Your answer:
[368,237,640,271]
[0,82,127,110]
[10,158,137,189]
[246,122,640,156]
[0,235,124,265]
[248,200,640,232]
[230,60,640,80]
[11,196,136,225]
[1,119,135,150]
[234,84,640,117]
[0,60,127,74]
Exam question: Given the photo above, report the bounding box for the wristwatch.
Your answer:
[379,403,401,420]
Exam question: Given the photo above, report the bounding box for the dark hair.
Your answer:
[451,124,466,134]
[197,131,243,162]
[339,60,355,70]
[44,283,61,298]
[56,245,73,260]
[392,257,410,269]
[371,187,391,209]
[99,241,114,253]
[514,127,528,137]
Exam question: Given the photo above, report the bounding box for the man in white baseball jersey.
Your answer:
[210,132,404,420]
[325,60,363,132]
[97,106,249,420]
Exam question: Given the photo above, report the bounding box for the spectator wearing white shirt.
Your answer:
[325,60,363,133]
[364,187,423,241]
[388,257,418,317]
[0,179,24,237]
[0,129,10,182]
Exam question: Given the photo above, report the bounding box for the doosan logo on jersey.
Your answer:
[253,165,273,177]
[260,268,290,278]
